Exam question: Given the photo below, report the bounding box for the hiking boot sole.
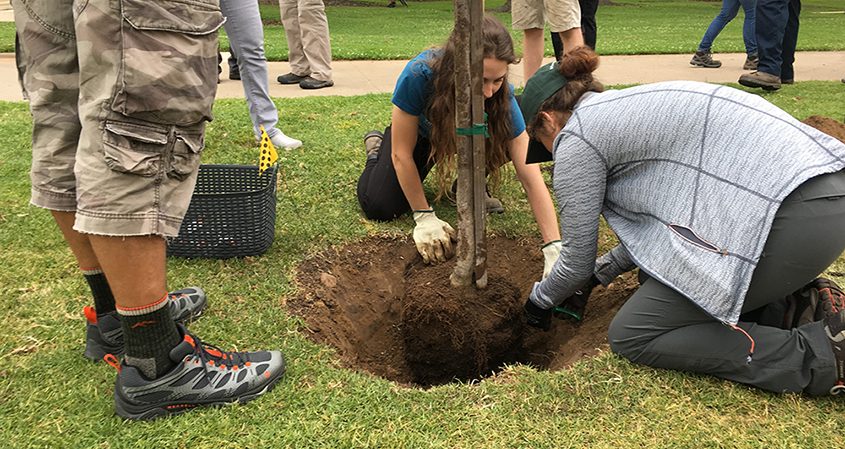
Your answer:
[738,77,781,91]
[690,61,721,68]
[114,358,286,420]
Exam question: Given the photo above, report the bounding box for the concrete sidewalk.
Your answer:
[1,50,842,102]
[1,5,842,101]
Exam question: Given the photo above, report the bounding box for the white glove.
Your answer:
[541,240,562,279]
[412,210,457,264]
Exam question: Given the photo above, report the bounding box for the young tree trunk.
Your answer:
[451,0,487,288]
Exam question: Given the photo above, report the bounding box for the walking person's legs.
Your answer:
[739,0,758,69]
[220,0,301,148]
[691,0,740,68]
[698,0,740,52]
[739,0,758,56]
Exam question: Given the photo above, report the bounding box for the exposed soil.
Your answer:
[290,236,638,387]
[803,115,845,143]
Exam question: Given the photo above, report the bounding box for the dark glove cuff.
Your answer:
[541,239,562,249]
[524,298,552,331]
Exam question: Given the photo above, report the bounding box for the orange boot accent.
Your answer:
[83,306,98,325]
[104,354,122,372]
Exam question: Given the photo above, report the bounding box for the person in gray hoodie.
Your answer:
[520,46,845,395]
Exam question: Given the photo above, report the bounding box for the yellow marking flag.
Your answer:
[258,125,278,175]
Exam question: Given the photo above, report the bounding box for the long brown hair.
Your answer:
[527,47,604,137]
[426,15,517,200]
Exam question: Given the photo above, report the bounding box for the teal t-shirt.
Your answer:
[391,49,525,139]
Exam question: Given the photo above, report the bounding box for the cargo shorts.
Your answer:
[512,0,581,33]
[13,0,225,237]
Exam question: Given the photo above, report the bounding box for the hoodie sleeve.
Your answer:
[529,121,608,309]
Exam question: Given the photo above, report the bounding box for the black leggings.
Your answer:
[356,125,434,221]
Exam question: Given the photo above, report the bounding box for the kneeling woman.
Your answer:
[356,16,561,274]
[521,47,845,395]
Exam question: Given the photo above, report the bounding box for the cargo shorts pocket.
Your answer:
[112,0,225,126]
[103,121,205,181]
[169,128,204,181]
[102,121,168,176]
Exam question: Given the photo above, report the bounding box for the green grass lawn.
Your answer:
[1,81,844,448]
[2,0,844,56]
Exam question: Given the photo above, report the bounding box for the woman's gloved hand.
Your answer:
[412,210,457,264]
[541,240,562,279]
[554,274,601,321]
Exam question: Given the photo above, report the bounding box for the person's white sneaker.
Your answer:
[270,131,302,150]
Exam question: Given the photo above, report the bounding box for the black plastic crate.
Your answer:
[168,164,277,258]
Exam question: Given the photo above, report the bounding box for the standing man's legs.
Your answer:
[522,28,546,81]
[512,0,546,81]
[17,0,285,419]
[578,0,598,49]
[549,0,584,63]
[754,0,789,78]
[297,0,332,83]
[738,0,788,89]
[778,0,801,82]
[280,0,310,78]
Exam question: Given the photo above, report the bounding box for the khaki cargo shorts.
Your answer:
[13,0,224,237]
[512,0,581,32]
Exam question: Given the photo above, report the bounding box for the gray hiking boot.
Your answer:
[824,310,845,395]
[112,325,286,420]
[485,190,505,214]
[738,71,781,91]
[84,287,208,362]
[690,50,721,68]
[363,130,383,160]
[743,54,759,70]
[450,180,505,214]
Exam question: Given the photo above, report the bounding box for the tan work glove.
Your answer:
[412,210,456,264]
[541,240,562,279]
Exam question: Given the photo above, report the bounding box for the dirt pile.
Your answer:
[803,115,845,143]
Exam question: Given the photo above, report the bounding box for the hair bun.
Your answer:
[559,47,600,81]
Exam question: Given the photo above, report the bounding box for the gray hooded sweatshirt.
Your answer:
[531,81,845,324]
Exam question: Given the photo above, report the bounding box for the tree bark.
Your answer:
[450,0,487,289]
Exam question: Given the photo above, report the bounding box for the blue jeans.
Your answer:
[755,0,801,79]
[220,0,285,141]
[698,0,757,56]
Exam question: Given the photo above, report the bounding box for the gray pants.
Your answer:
[609,170,845,395]
[220,0,284,141]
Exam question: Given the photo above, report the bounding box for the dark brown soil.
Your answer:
[803,116,845,143]
[290,236,638,387]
